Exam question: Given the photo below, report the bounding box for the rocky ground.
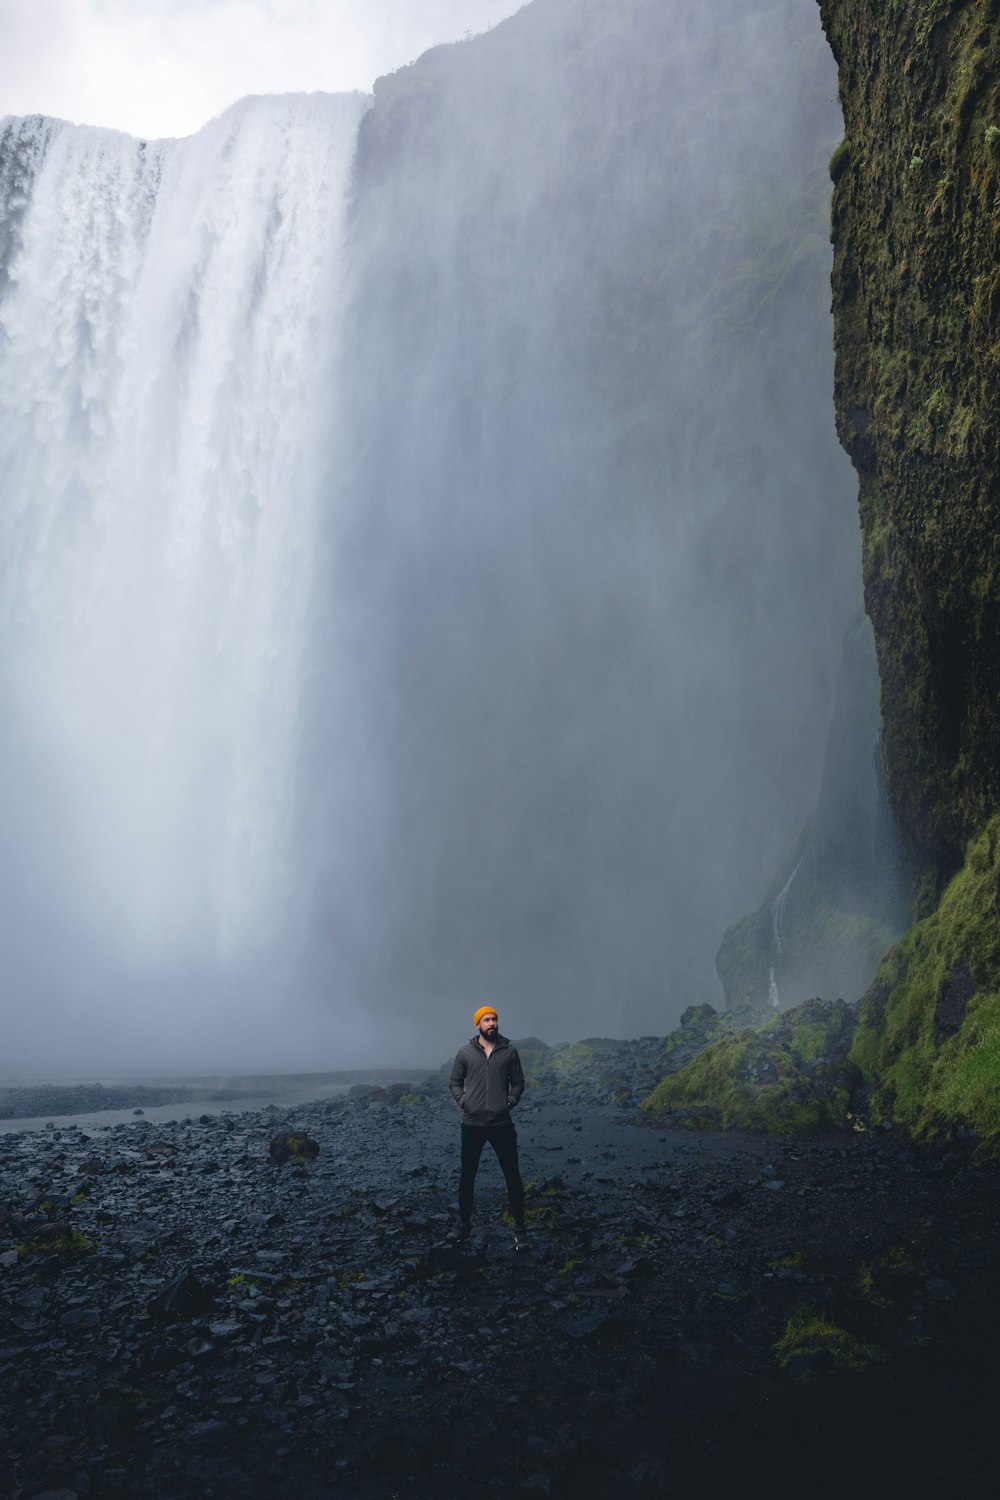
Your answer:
[2,1082,999,1499]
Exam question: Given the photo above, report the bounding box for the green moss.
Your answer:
[911,865,942,922]
[822,0,1000,875]
[769,1251,807,1271]
[336,1269,366,1289]
[789,1021,833,1064]
[501,1203,558,1230]
[829,137,851,182]
[925,994,1000,1133]
[18,1228,95,1260]
[774,1304,880,1374]
[859,1246,913,1307]
[642,1000,859,1134]
[849,814,1000,1136]
[270,1130,319,1163]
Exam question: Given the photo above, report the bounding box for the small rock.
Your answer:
[924,1277,957,1301]
[558,1310,608,1342]
[148,1266,214,1321]
[783,1347,834,1379]
[184,1419,231,1447]
[268,1130,320,1164]
[208,1319,244,1341]
[59,1307,101,1330]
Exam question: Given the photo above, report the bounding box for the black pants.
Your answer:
[459,1121,525,1226]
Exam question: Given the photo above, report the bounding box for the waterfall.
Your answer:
[0,95,368,979]
[767,855,802,1009]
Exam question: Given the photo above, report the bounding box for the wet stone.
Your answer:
[0,1072,998,1497]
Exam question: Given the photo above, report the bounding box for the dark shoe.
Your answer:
[453,1220,472,1243]
[513,1226,530,1251]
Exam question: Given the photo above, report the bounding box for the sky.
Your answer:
[0,0,523,139]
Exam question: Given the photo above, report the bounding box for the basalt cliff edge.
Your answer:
[660,1,1000,1140]
[820,0,1000,1136]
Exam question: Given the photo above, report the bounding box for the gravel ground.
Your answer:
[1,1087,998,1499]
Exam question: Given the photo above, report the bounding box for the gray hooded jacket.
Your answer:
[449,1034,525,1126]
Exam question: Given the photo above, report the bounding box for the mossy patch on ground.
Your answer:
[18,1227,95,1261]
[774,1304,881,1376]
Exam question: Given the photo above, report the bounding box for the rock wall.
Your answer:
[820,0,1000,877]
[818,0,1000,1135]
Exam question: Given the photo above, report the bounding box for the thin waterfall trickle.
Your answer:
[0,95,368,968]
[767,856,803,1009]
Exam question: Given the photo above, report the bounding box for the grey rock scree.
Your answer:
[1,1089,998,1497]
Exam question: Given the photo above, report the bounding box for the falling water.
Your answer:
[0,95,368,977]
[767,856,803,1009]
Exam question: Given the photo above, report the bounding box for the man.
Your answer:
[449,1006,528,1248]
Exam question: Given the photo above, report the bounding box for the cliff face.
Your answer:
[819,0,1000,1135]
[820,0,1000,878]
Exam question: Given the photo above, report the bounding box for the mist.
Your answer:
[0,0,863,1076]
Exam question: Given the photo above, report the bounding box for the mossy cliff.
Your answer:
[850,813,1000,1137]
[654,1,1000,1132]
[767,0,1000,1138]
[820,0,1000,875]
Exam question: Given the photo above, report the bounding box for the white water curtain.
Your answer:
[0,95,367,967]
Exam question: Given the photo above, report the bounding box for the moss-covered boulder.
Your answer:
[267,1130,320,1165]
[642,998,861,1133]
[531,1010,755,1107]
[849,814,1000,1138]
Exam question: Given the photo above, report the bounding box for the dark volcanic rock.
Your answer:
[148,1266,215,1321]
[2,1081,996,1497]
[267,1130,320,1164]
[821,0,1000,871]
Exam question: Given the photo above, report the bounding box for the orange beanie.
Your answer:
[473,1006,498,1027]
